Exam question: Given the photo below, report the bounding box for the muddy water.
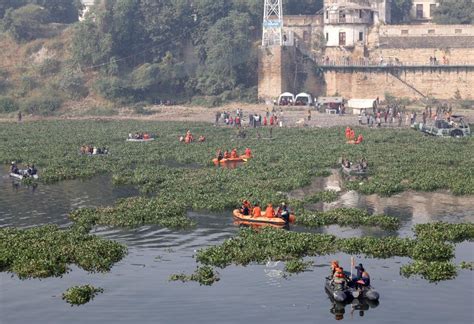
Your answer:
[0,169,473,324]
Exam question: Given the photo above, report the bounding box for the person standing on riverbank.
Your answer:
[17,111,22,123]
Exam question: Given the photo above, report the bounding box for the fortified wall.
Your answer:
[258,14,474,101]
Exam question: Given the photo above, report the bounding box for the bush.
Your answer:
[58,68,88,100]
[0,96,19,113]
[2,5,49,42]
[20,94,62,115]
[62,285,104,306]
[37,58,61,76]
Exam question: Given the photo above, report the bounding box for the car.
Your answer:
[421,115,471,138]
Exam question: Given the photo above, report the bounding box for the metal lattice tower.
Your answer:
[262,0,283,46]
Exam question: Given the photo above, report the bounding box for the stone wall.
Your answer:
[258,46,297,100]
[323,68,474,100]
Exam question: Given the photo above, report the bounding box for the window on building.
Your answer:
[359,10,362,19]
[455,29,462,34]
[339,11,346,23]
[359,32,364,41]
[430,4,436,18]
[326,33,329,41]
[428,29,435,34]
[326,11,329,19]
[339,32,346,46]
[401,30,409,35]
[416,4,423,19]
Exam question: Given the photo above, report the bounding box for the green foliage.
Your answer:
[433,0,474,24]
[284,259,313,274]
[2,4,49,41]
[297,208,400,230]
[170,265,220,285]
[391,0,413,23]
[19,93,62,115]
[400,261,457,282]
[302,190,339,204]
[0,96,18,113]
[459,261,473,270]
[0,225,127,279]
[37,58,61,76]
[414,223,474,243]
[62,285,104,306]
[58,67,88,100]
[0,0,81,22]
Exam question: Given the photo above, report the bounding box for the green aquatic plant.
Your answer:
[62,285,104,306]
[284,259,313,274]
[297,208,400,230]
[414,223,474,243]
[459,261,473,270]
[0,225,127,279]
[170,265,220,286]
[400,261,458,282]
[302,190,339,204]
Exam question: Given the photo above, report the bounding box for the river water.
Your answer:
[0,168,473,324]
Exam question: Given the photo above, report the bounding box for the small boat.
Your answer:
[10,172,39,180]
[126,138,155,142]
[325,276,379,303]
[341,164,367,176]
[232,209,293,226]
[212,156,249,164]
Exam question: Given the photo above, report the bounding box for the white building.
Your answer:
[80,0,95,20]
[323,0,390,48]
[411,0,438,22]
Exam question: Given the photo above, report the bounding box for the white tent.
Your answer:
[278,92,295,105]
[295,93,314,106]
[348,99,376,115]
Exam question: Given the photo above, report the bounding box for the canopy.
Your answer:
[278,92,295,105]
[295,93,313,106]
[347,99,376,109]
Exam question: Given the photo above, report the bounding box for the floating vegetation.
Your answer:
[0,121,473,230]
[400,261,458,282]
[414,223,474,243]
[302,190,339,204]
[194,227,467,283]
[170,266,220,286]
[284,259,313,274]
[296,208,400,230]
[459,261,474,270]
[0,225,127,279]
[62,285,104,306]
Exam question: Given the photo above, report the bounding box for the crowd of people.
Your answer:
[330,260,371,290]
[80,145,108,155]
[179,130,205,143]
[10,162,37,177]
[239,200,291,223]
[216,148,251,161]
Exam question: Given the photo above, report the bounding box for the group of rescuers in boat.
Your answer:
[330,260,371,289]
[216,148,252,161]
[10,161,37,176]
[239,200,291,223]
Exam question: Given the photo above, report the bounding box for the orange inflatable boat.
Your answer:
[232,209,295,226]
[212,155,251,164]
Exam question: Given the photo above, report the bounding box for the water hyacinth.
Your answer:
[170,266,220,286]
[62,285,104,306]
[0,225,127,279]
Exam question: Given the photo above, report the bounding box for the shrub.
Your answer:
[58,68,88,100]
[37,58,61,76]
[62,285,104,306]
[0,96,19,113]
[20,94,62,115]
[2,5,49,42]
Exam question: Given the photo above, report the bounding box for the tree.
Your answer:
[284,0,323,15]
[195,11,255,95]
[0,0,81,23]
[2,4,49,41]
[433,0,474,24]
[391,0,413,23]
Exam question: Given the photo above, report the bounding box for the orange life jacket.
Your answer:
[265,206,275,218]
[253,206,262,217]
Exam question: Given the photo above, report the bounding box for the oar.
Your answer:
[350,256,355,280]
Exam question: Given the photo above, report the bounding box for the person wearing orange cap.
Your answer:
[356,134,363,144]
[230,148,238,159]
[265,203,275,218]
[244,148,252,158]
[241,200,251,216]
[345,127,351,140]
[330,260,340,276]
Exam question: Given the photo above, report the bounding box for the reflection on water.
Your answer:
[329,299,380,321]
[0,168,473,324]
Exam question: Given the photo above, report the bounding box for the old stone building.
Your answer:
[258,0,474,101]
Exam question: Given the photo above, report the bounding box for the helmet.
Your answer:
[281,202,286,206]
